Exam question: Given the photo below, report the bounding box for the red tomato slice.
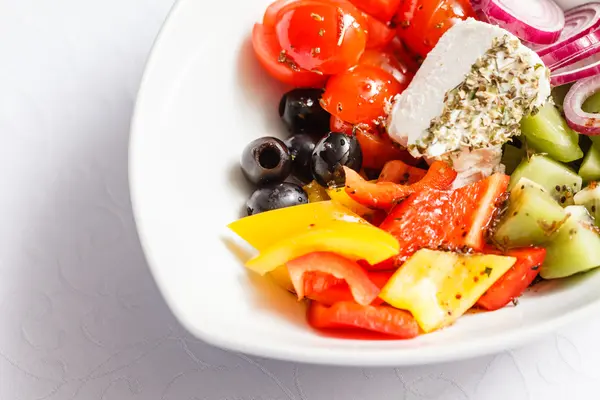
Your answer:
[378,173,510,266]
[263,0,298,30]
[354,124,417,170]
[252,23,328,87]
[307,301,419,338]
[304,270,394,305]
[378,159,426,184]
[395,0,475,58]
[276,2,367,74]
[330,115,354,134]
[349,0,402,22]
[343,161,457,209]
[359,48,414,87]
[476,247,546,311]
[321,65,404,124]
[287,252,381,306]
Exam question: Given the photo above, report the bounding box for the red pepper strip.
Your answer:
[476,247,546,311]
[287,252,381,306]
[304,270,395,305]
[343,161,457,209]
[307,301,419,339]
[377,160,427,184]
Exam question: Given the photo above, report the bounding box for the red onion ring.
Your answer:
[542,29,600,69]
[563,75,600,135]
[551,51,600,86]
[530,3,600,56]
[482,0,565,44]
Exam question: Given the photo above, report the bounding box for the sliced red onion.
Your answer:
[482,0,565,44]
[542,29,600,69]
[551,51,600,85]
[563,75,600,135]
[530,3,600,56]
[471,0,490,22]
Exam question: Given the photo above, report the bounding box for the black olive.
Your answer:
[279,89,330,134]
[240,137,292,186]
[311,132,362,188]
[285,133,319,183]
[246,183,308,215]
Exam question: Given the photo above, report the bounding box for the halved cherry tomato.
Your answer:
[287,252,381,305]
[304,270,394,305]
[252,23,328,87]
[363,14,395,49]
[343,161,457,209]
[476,247,546,311]
[378,159,426,184]
[354,124,416,169]
[307,301,419,338]
[330,115,354,134]
[395,0,475,58]
[349,0,402,22]
[263,0,298,30]
[320,65,404,124]
[359,48,414,87]
[276,2,367,74]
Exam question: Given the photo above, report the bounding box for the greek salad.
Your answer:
[228,0,600,339]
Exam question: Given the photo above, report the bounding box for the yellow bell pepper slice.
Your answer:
[380,249,516,333]
[228,200,364,251]
[303,181,330,203]
[245,220,400,275]
[326,187,375,218]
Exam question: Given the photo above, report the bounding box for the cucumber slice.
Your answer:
[510,154,582,206]
[501,144,525,175]
[582,91,600,114]
[574,183,600,226]
[541,206,600,279]
[520,103,583,163]
[579,145,600,182]
[493,178,568,248]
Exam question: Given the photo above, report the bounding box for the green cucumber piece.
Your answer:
[520,103,583,163]
[501,144,525,175]
[574,184,600,226]
[582,91,600,114]
[551,84,572,111]
[541,206,600,279]
[493,178,568,248]
[510,154,582,206]
[579,145,600,182]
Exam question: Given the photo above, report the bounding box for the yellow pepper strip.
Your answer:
[228,200,364,251]
[380,249,516,333]
[303,181,330,203]
[326,187,375,218]
[245,220,400,275]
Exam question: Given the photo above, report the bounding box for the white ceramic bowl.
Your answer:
[129,0,600,366]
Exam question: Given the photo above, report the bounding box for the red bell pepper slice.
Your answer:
[304,270,395,305]
[287,252,381,306]
[307,301,419,338]
[476,247,546,311]
[377,160,427,184]
[343,161,457,209]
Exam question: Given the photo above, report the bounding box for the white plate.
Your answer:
[129,0,600,366]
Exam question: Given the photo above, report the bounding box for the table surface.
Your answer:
[2,1,600,399]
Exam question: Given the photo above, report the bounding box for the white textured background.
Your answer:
[2,0,600,398]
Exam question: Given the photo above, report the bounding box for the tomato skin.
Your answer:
[476,247,546,311]
[286,252,381,306]
[395,0,475,58]
[359,48,414,87]
[304,270,394,305]
[321,65,404,124]
[276,2,367,74]
[363,14,395,49]
[349,0,402,22]
[378,159,426,184]
[307,301,419,338]
[330,115,354,134]
[263,0,298,30]
[343,161,457,210]
[252,23,328,87]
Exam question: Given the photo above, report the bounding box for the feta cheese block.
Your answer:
[387,19,551,161]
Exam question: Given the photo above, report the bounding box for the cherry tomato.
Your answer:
[395,0,475,58]
[355,124,417,169]
[330,115,354,134]
[251,23,328,87]
[349,0,402,22]
[263,0,298,30]
[276,2,367,74]
[359,49,414,87]
[362,12,395,49]
[320,65,404,124]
